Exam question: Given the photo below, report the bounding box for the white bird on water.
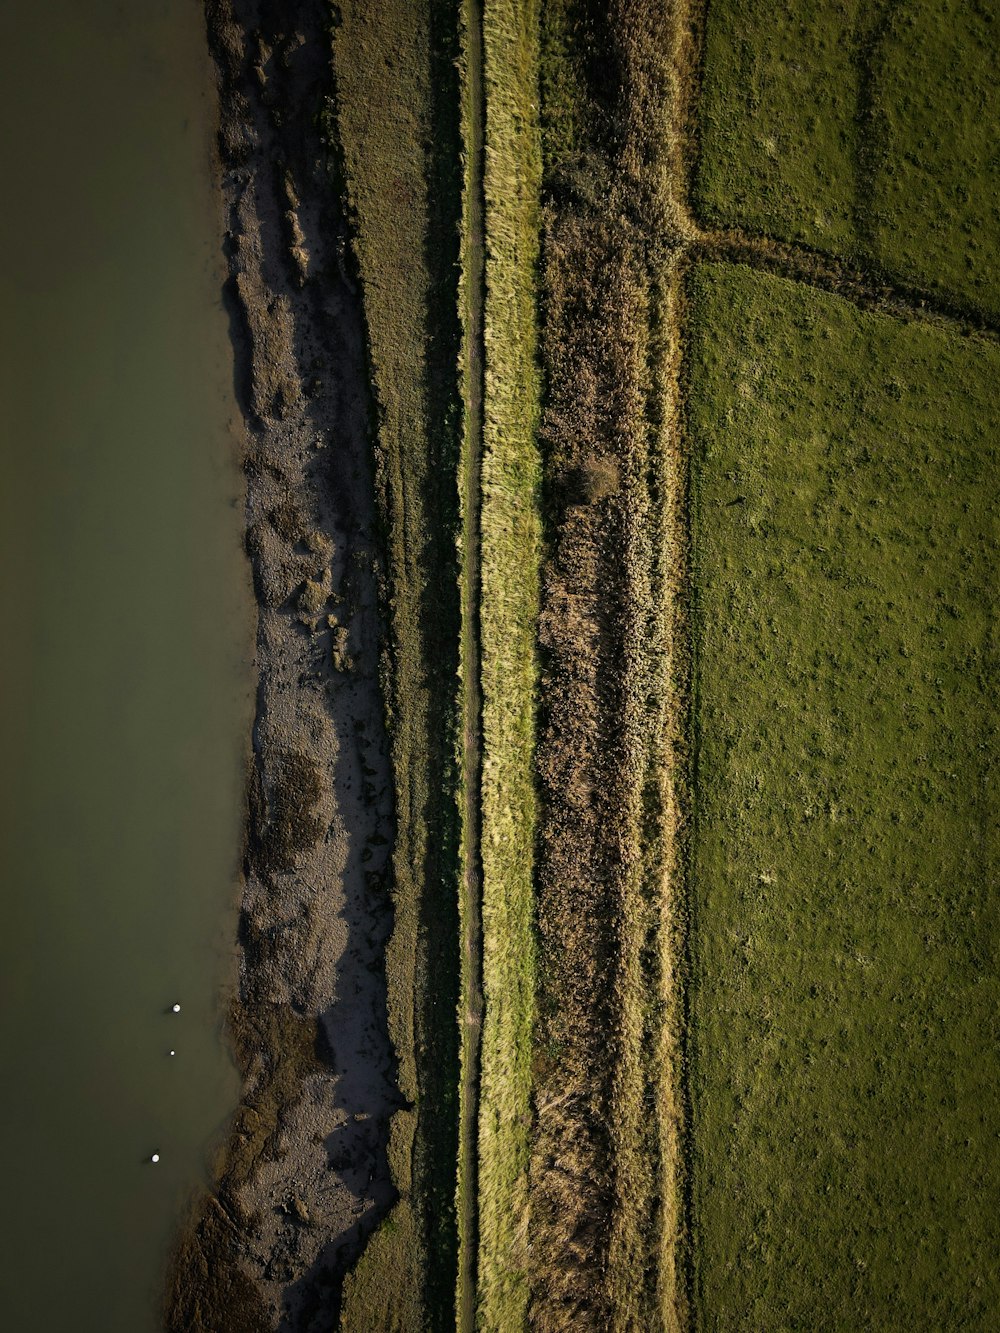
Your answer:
[151,1153,160,1164]
[171,1003,181,1013]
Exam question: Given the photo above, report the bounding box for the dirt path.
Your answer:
[457,0,487,1326]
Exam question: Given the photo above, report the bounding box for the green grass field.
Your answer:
[872,0,1000,318]
[686,261,1000,1328]
[694,0,859,254]
[695,0,1000,319]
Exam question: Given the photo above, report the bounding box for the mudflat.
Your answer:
[165,2,401,1328]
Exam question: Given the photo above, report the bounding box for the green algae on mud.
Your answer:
[686,262,1000,1328]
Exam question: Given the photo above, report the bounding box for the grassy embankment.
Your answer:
[331,2,465,1326]
[686,261,1000,1327]
[474,0,543,1326]
[455,0,485,1322]
[694,0,1000,314]
[529,3,688,1328]
[333,1,546,1325]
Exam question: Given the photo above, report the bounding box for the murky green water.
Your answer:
[0,3,250,1328]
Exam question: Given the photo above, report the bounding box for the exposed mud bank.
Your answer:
[166,2,399,1328]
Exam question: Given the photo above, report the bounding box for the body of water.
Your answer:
[0,2,250,1327]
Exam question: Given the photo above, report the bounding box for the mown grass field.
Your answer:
[686,261,1000,1328]
[695,0,1000,315]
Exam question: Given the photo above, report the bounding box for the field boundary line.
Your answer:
[688,229,1000,342]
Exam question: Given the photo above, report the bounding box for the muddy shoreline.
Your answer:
[166,2,398,1328]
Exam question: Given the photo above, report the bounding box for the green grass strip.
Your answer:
[455,0,486,1325]
[477,0,542,1326]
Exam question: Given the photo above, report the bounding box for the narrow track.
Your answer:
[688,227,1000,343]
[456,0,487,1325]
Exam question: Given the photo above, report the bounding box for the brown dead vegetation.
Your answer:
[530,2,688,1329]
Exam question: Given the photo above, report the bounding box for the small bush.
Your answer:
[569,453,620,505]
